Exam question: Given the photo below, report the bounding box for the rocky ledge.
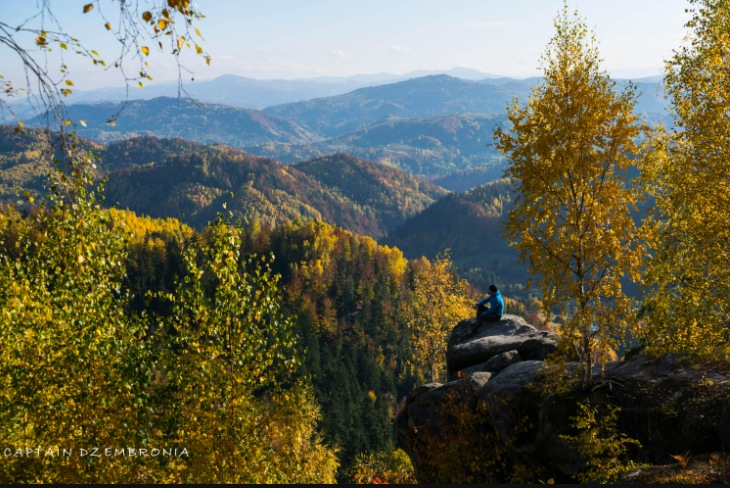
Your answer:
[397,314,730,483]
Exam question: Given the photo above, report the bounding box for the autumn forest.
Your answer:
[1,0,730,484]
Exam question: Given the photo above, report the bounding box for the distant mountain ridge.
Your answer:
[47,97,323,147]
[245,112,510,184]
[9,69,666,118]
[6,67,510,116]
[13,72,671,193]
[262,75,670,139]
[262,75,534,138]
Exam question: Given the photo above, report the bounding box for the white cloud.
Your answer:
[464,21,524,28]
[389,45,410,54]
[328,50,348,58]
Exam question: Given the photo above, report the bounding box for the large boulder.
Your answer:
[446,314,559,378]
[479,360,584,475]
[399,318,730,483]
[396,374,497,483]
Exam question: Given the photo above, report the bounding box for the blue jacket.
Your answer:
[476,291,504,316]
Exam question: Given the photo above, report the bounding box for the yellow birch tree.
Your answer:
[406,253,471,383]
[639,0,730,357]
[495,6,653,390]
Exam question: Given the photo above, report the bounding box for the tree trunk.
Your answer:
[577,267,592,390]
[582,330,592,390]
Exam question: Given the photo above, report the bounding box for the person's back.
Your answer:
[468,285,504,337]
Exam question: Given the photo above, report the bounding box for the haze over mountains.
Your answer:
[10,66,667,117]
[14,70,670,191]
[261,75,532,138]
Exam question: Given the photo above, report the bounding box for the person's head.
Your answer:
[488,284,498,295]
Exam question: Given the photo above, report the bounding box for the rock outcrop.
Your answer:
[446,315,560,378]
[397,314,730,483]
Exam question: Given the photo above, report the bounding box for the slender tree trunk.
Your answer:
[583,325,592,390]
[577,254,592,390]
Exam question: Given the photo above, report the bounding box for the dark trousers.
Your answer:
[474,303,501,330]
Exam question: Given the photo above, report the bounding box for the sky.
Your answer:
[2,0,694,91]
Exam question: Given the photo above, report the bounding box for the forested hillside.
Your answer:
[85,210,434,480]
[94,136,213,171]
[246,113,508,182]
[431,164,509,192]
[292,153,447,230]
[0,129,445,238]
[382,179,534,298]
[0,128,228,201]
[0,126,106,201]
[103,146,445,238]
[29,97,322,146]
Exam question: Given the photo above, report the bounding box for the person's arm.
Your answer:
[476,297,489,307]
[485,296,498,315]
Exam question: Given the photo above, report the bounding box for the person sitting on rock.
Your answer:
[467,285,504,337]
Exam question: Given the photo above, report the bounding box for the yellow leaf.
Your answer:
[105,22,112,30]
[79,120,87,127]
[195,28,204,39]
[139,82,144,88]
[177,37,184,50]
[65,120,72,126]
[158,19,168,30]
[83,3,94,13]
[141,46,149,56]
[142,11,152,22]
[65,79,74,86]
[60,43,67,49]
